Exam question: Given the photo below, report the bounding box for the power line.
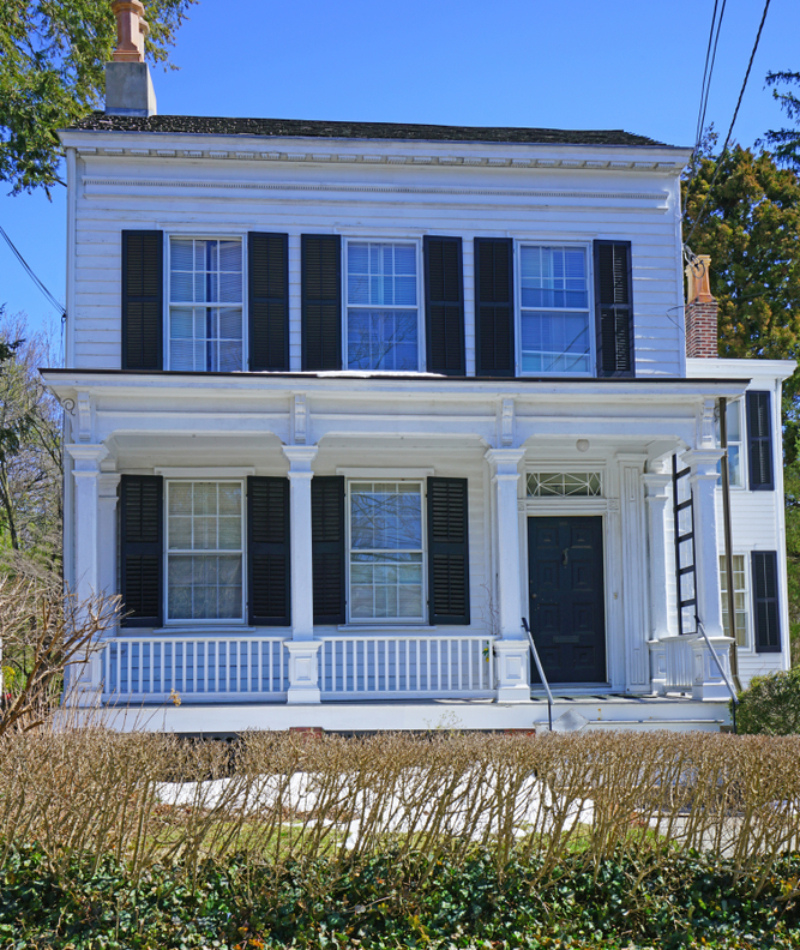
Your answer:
[693,0,727,160]
[684,0,772,247]
[0,224,65,317]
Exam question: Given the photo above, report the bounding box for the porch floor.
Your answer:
[84,692,730,735]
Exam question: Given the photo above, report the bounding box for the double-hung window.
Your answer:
[169,238,244,371]
[519,245,592,374]
[719,554,749,648]
[166,481,244,622]
[716,399,744,487]
[348,480,425,622]
[346,241,420,370]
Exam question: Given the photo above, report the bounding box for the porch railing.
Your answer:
[102,637,289,702]
[318,635,496,699]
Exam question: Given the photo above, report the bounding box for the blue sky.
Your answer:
[2,0,798,344]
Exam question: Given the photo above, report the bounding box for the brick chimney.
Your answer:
[105,0,157,116]
[684,254,718,359]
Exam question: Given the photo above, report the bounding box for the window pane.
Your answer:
[720,554,748,648]
[347,310,418,371]
[521,311,591,373]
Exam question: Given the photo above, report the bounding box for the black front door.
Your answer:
[527,516,606,684]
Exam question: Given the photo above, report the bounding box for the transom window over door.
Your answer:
[346,241,419,370]
[349,481,424,621]
[520,245,591,374]
[167,481,244,621]
[169,238,243,371]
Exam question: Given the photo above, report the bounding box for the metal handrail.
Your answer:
[521,617,554,731]
[696,619,738,734]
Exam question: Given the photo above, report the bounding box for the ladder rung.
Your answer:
[678,566,696,576]
[675,499,693,511]
[675,466,691,479]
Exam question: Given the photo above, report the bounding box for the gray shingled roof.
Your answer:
[70,113,669,147]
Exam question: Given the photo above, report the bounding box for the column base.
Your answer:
[494,640,532,704]
[647,639,668,696]
[285,641,322,705]
[689,635,735,702]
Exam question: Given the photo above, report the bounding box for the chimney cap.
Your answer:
[111,0,149,64]
[685,254,714,304]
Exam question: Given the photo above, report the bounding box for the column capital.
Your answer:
[66,443,108,473]
[642,472,672,499]
[98,473,121,500]
[282,444,318,475]
[683,448,724,481]
[485,447,526,478]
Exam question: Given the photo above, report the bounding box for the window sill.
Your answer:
[153,626,258,636]
[336,625,438,634]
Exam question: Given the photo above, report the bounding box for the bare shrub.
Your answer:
[0,572,120,735]
[1,727,799,900]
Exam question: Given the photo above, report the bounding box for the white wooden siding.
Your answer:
[70,153,684,374]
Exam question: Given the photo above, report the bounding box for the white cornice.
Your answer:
[61,131,690,172]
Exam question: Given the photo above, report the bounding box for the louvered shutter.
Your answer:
[474,238,514,376]
[247,477,290,626]
[424,236,465,376]
[747,391,774,491]
[248,233,289,371]
[594,240,634,378]
[312,476,345,623]
[752,551,781,653]
[122,230,163,371]
[120,475,163,627]
[302,235,341,370]
[427,477,470,625]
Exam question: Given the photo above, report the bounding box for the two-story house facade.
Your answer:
[43,10,794,733]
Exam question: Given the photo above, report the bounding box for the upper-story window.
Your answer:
[716,398,744,488]
[519,245,592,375]
[169,238,244,371]
[346,241,420,371]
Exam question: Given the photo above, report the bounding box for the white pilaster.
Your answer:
[618,453,650,693]
[65,444,108,703]
[282,445,320,703]
[66,444,108,602]
[643,463,673,694]
[485,448,530,703]
[98,473,121,609]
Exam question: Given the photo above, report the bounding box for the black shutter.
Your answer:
[594,240,634,378]
[747,391,774,491]
[752,551,781,653]
[247,477,291,626]
[474,238,514,376]
[312,476,345,623]
[302,234,341,370]
[424,236,465,376]
[249,233,289,371]
[427,477,470,625]
[122,230,163,371]
[120,475,163,627]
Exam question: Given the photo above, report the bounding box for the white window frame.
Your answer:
[515,241,595,378]
[342,237,425,372]
[164,233,248,372]
[719,552,752,651]
[163,478,247,626]
[345,478,427,625]
[716,397,746,490]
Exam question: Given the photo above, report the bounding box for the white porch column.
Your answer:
[485,448,530,702]
[65,444,108,701]
[282,445,321,703]
[98,473,121,610]
[643,463,673,694]
[684,447,734,700]
[618,454,650,693]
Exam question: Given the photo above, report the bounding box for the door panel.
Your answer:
[528,516,606,684]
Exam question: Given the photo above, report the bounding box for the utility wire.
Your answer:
[693,0,727,160]
[684,0,772,247]
[0,225,66,317]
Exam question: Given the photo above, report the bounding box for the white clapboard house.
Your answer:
[43,7,794,733]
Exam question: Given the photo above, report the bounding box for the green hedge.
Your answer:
[2,845,800,949]
[736,667,800,734]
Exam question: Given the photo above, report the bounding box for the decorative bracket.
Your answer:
[292,392,308,445]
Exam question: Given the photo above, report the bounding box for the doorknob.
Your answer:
[562,548,570,567]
